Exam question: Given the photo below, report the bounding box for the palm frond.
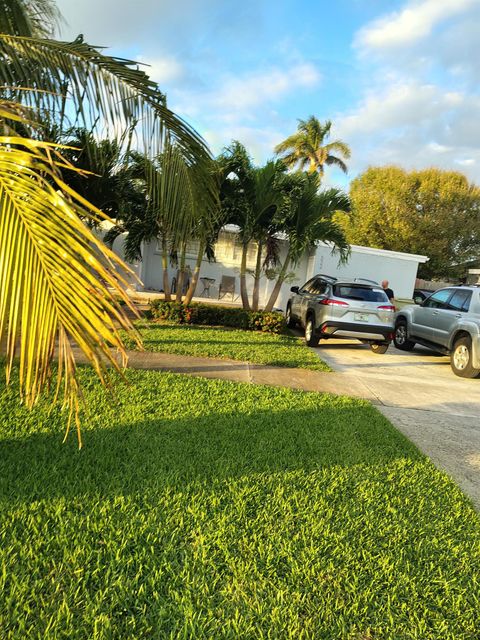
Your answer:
[1,0,61,38]
[0,133,141,445]
[325,155,348,174]
[0,34,209,164]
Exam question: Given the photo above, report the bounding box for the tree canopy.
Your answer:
[336,166,480,279]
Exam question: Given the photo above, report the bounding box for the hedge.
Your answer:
[149,300,286,334]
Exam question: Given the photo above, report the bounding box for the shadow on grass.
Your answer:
[0,404,420,503]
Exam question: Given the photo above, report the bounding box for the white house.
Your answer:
[105,225,428,309]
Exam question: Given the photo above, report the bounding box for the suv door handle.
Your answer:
[454,313,462,318]
[432,311,439,315]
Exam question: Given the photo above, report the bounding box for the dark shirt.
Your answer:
[384,287,394,301]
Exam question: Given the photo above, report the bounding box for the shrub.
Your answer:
[149,300,286,334]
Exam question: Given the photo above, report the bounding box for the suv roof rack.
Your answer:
[314,273,338,282]
[352,277,379,285]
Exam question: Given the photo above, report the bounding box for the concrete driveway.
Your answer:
[313,339,480,509]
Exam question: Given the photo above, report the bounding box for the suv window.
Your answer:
[299,278,315,293]
[447,289,472,312]
[423,289,452,309]
[333,285,388,302]
[309,279,328,295]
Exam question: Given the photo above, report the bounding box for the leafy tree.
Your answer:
[275,116,350,176]
[264,173,350,311]
[337,166,480,279]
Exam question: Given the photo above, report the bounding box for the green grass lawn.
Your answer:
[123,321,330,371]
[1,368,479,639]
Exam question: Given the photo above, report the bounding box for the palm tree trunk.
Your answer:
[251,239,263,311]
[240,242,250,310]
[264,250,291,312]
[161,237,171,301]
[175,242,187,302]
[184,241,204,305]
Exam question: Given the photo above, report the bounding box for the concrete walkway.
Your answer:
[73,344,480,509]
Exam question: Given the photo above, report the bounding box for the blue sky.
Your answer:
[56,0,480,186]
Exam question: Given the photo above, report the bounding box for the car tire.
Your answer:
[285,304,296,328]
[370,342,389,354]
[305,317,319,347]
[394,320,416,351]
[450,336,480,378]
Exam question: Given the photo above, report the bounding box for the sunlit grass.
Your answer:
[123,321,330,371]
[1,367,479,638]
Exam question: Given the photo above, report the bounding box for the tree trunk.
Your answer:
[240,242,250,310]
[184,241,204,305]
[175,242,187,303]
[251,239,263,311]
[161,237,171,301]
[264,251,291,312]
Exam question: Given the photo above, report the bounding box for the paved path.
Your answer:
[73,342,480,508]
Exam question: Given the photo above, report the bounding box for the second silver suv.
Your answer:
[394,285,480,378]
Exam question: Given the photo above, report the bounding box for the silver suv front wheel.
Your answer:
[450,336,480,378]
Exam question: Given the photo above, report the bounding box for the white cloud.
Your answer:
[213,63,321,112]
[337,82,462,139]
[165,60,321,162]
[455,158,475,166]
[137,56,185,85]
[203,125,282,163]
[356,0,476,50]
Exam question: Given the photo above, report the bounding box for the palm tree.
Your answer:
[264,173,350,311]
[274,116,351,176]
[217,143,283,310]
[105,144,220,304]
[0,8,214,439]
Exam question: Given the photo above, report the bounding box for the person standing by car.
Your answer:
[382,280,395,305]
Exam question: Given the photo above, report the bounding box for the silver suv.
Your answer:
[394,285,480,378]
[286,274,395,353]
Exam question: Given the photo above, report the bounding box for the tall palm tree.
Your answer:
[264,173,350,311]
[0,7,214,440]
[105,144,219,304]
[217,142,283,310]
[274,116,351,176]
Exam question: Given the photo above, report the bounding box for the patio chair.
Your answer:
[218,275,235,301]
[200,277,215,298]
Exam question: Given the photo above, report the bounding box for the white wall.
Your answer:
[103,227,426,308]
[93,225,143,289]
[309,244,422,300]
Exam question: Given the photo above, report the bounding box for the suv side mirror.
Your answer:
[290,286,299,294]
[414,296,423,304]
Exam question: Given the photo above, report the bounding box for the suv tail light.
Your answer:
[320,298,349,307]
[378,305,395,311]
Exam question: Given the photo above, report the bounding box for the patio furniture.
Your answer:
[218,275,235,301]
[200,277,215,298]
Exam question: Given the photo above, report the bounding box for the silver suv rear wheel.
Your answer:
[305,317,320,347]
[285,304,295,328]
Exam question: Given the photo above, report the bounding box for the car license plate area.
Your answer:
[354,313,369,322]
